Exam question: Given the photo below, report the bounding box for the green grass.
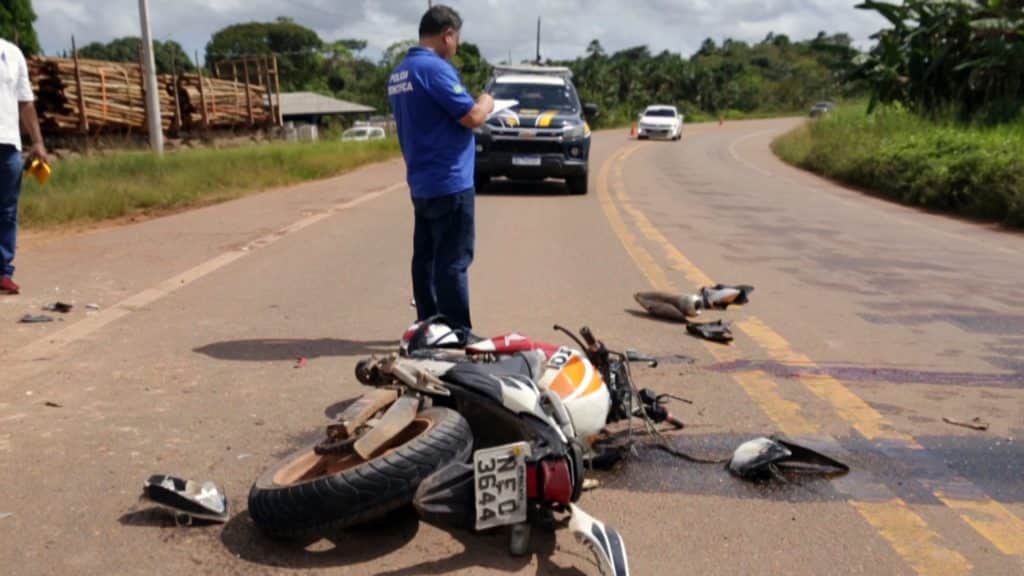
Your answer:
[773,104,1024,228]
[20,138,402,229]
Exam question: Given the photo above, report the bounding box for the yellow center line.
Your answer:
[598,143,974,575]
[739,317,1024,558]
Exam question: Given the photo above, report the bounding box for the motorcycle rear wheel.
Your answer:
[248,407,471,537]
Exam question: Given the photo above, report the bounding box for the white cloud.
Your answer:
[31,0,887,63]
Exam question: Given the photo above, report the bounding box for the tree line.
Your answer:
[5,2,1021,125]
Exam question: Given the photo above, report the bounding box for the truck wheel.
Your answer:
[248,407,471,538]
[567,174,588,195]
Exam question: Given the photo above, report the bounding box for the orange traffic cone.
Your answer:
[630,123,638,139]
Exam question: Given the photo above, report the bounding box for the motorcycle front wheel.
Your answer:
[248,407,471,537]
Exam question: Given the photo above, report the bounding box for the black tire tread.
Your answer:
[567,174,588,195]
[248,407,471,537]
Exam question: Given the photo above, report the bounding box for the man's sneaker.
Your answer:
[0,277,19,295]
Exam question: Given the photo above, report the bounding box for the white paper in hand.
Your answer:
[490,99,519,117]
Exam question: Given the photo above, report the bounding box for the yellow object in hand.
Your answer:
[26,158,51,185]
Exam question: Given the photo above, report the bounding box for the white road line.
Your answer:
[2,181,405,378]
[727,130,775,177]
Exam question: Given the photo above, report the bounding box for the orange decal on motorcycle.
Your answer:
[550,356,588,398]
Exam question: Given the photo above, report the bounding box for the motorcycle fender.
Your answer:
[569,503,630,576]
[354,395,420,460]
[337,389,399,438]
[413,460,476,530]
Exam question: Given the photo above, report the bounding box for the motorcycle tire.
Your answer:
[248,407,472,537]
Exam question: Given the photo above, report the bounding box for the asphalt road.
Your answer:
[1,119,1021,575]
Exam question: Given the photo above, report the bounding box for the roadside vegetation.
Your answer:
[774,1,1024,229]
[20,138,400,229]
[773,105,1024,228]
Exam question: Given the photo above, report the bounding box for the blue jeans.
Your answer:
[0,145,22,279]
[412,188,475,331]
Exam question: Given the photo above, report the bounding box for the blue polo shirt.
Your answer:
[388,47,476,199]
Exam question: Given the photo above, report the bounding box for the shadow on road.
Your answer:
[219,506,589,574]
[373,524,589,576]
[625,308,685,325]
[220,507,420,569]
[193,338,395,362]
[478,178,572,197]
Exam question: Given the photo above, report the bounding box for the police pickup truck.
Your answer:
[473,65,598,195]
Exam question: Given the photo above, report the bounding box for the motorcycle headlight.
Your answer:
[563,123,586,140]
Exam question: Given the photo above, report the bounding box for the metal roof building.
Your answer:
[274,92,376,125]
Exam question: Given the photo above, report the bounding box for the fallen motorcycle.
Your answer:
[248,319,680,576]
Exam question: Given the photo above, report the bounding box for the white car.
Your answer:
[342,126,386,141]
[637,105,683,140]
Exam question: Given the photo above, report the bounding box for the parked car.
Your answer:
[637,105,683,140]
[809,101,834,118]
[342,126,386,141]
[473,64,598,195]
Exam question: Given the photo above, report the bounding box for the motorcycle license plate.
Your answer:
[473,442,531,531]
[512,155,542,167]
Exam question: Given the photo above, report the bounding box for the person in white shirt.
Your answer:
[0,37,47,295]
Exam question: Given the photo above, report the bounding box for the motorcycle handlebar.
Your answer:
[580,326,597,348]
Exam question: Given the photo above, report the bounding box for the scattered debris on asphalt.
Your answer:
[729,436,849,481]
[142,475,228,525]
[687,320,734,343]
[294,357,307,369]
[19,314,54,324]
[85,303,101,311]
[582,478,600,491]
[236,453,252,461]
[0,512,12,520]
[43,401,62,408]
[42,302,73,313]
[634,284,755,322]
[942,417,989,431]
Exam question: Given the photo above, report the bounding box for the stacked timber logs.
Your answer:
[30,57,174,133]
[28,56,275,136]
[175,74,270,130]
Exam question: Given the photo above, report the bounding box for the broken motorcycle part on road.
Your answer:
[634,284,754,322]
[686,320,733,343]
[728,437,849,481]
[19,314,54,324]
[942,417,989,431]
[42,302,73,313]
[141,475,228,525]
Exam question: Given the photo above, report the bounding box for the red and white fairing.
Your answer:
[466,333,562,358]
[470,334,611,438]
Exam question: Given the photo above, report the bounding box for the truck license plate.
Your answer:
[473,442,530,530]
[512,155,542,167]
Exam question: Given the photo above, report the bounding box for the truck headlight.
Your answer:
[563,123,586,140]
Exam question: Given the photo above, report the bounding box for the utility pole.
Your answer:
[536,17,541,64]
[138,0,164,154]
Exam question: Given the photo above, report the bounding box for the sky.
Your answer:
[33,0,888,64]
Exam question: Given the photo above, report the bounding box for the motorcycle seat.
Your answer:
[441,352,545,402]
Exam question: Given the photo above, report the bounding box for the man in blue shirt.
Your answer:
[389,5,493,339]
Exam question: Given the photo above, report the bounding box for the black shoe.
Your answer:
[461,330,485,346]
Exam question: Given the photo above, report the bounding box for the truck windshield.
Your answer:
[491,83,578,112]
